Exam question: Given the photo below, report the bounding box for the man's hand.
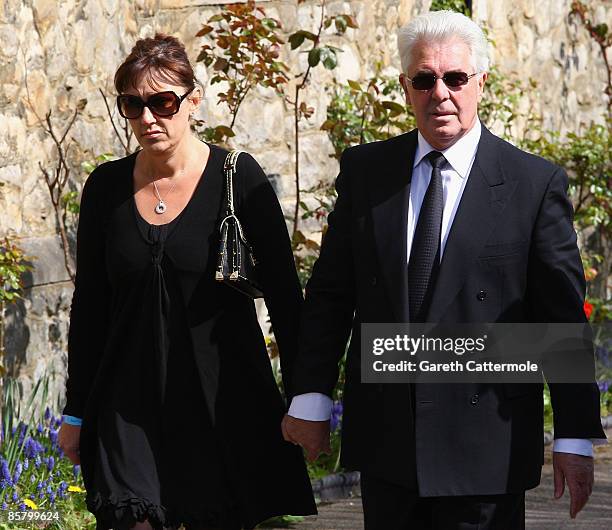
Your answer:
[281,414,331,462]
[553,452,594,518]
[58,423,81,465]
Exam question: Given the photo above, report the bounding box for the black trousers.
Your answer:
[361,473,525,530]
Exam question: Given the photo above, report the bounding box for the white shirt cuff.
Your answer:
[288,393,333,421]
[553,438,595,457]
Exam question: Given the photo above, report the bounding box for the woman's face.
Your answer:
[121,71,200,155]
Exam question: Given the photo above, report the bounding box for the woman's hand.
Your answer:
[58,423,81,465]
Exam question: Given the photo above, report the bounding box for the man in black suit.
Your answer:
[282,9,606,530]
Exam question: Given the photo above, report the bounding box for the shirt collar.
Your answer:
[413,119,482,178]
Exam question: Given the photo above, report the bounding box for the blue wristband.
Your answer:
[62,415,83,426]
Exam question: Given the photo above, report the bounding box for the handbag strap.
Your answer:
[223,149,243,216]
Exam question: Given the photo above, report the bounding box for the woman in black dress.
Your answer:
[57,34,316,530]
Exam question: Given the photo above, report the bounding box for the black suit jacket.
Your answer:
[293,126,605,496]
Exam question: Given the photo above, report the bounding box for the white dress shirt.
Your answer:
[289,120,600,457]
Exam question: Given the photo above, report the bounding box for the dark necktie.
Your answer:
[408,151,446,322]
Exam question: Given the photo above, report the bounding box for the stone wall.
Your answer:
[0,0,610,403]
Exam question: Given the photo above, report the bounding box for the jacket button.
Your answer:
[477,290,487,301]
[470,394,479,405]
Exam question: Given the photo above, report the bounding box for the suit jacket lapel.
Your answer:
[369,131,417,322]
[426,126,518,322]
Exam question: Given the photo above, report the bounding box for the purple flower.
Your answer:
[0,459,10,481]
[12,492,18,502]
[36,423,43,435]
[23,458,29,471]
[38,491,45,500]
[24,438,43,459]
[12,461,22,483]
[599,381,610,393]
[0,502,6,510]
[44,407,51,421]
[330,401,343,432]
[47,456,55,472]
[36,481,43,491]
[49,429,58,446]
[49,492,56,504]
[17,422,27,445]
[73,464,80,479]
[30,475,35,484]
[23,438,33,458]
[46,485,53,495]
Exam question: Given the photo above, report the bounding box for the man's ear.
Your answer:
[399,74,412,107]
[477,72,488,102]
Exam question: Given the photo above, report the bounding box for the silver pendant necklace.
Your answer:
[151,170,183,214]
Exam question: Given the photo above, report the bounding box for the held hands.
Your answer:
[58,423,81,465]
[281,414,331,462]
[553,452,594,518]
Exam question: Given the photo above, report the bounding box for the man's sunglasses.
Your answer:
[116,88,194,119]
[405,71,479,91]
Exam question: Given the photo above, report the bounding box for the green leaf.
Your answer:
[308,47,321,67]
[301,31,318,41]
[289,30,317,49]
[262,18,278,30]
[594,23,608,39]
[288,32,306,50]
[292,230,306,245]
[321,47,338,70]
[347,80,362,91]
[382,101,406,114]
[334,16,347,34]
[215,125,235,138]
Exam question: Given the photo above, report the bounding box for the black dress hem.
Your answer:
[88,491,243,530]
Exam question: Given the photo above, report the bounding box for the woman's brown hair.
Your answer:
[114,33,195,94]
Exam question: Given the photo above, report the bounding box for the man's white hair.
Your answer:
[397,10,489,74]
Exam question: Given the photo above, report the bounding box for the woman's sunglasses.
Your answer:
[405,71,479,91]
[116,88,194,119]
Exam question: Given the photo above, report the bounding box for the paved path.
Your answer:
[267,430,612,530]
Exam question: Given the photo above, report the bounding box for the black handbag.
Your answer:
[215,149,264,298]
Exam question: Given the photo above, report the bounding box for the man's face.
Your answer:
[400,38,487,150]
